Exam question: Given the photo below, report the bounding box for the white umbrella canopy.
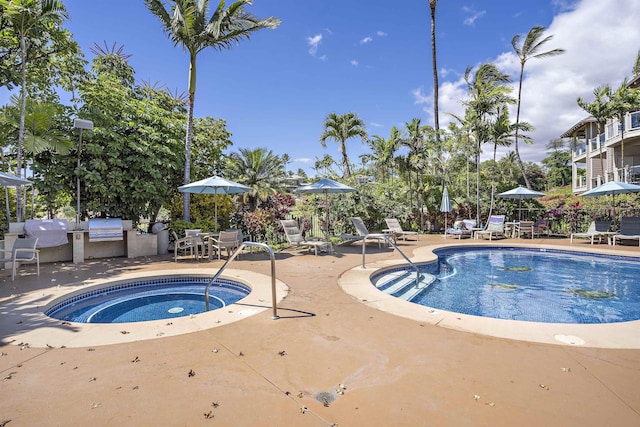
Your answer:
[294,178,357,236]
[0,171,31,187]
[178,176,251,229]
[497,186,545,220]
[440,186,452,233]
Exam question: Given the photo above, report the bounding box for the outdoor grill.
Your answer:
[88,218,123,242]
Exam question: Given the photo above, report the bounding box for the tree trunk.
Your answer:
[183,53,197,222]
[514,63,531,189]
[430,1,440,140]
[16,37,28,222]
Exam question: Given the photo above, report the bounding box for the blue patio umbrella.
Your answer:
[580,181,640,219]
[0,171,31,187]
[178,176,251,229]
[294,178,357,236]
[440,186,452,232]
[497,186,545,220]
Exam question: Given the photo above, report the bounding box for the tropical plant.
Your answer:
[35,51,187,223]
[0,0,68,221]
[226,147,284,211]
[319,112,368,178]
[144,0,280,221]
[511,26,564,189]
[463,63,513,223]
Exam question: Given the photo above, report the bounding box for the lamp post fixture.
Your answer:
[73,119,93,229]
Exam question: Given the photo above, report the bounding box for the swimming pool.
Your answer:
[372,247,640,324]
[46,275,250,323]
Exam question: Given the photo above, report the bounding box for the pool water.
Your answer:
[373,247,640,324]
[46,277,250,323]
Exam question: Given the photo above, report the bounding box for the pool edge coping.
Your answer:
[0,268,289,348]
[338,241,640,349]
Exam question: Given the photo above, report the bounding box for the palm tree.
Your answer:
[0,0,67,221]
[403,118,428,213]
[319,112,368,178]
[577,85,611,183]
[488,108,532,215]
[607,79,640,177]
[145,0,280,221]
[428,0,440,140]
[464,63,513,223]
[226,147,283,211]
[511,26,564,189]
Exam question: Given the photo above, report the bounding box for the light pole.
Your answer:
[73,119,93,229]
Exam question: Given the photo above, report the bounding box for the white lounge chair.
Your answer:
[570,221,613,245]
[340,217,390,248]
[0,237,40,280]
[444,219,476,240]
[281,220,332,255]
[384,218,419,241]
[475,215,506,240]
[612,217,640,246]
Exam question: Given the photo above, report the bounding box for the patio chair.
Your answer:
[340,217,391,248]
[515,221,535,239]
[0,237,40,280]
[185,229,207,258]
[280,220,332,255]
[172,231,199,261]
[612,216,640,246]
[209,230,243,260]
[570,221,613,245]
[384,218,419,241]
[475,215,506,240]
[532,219,550,237]
[444,219,476,240]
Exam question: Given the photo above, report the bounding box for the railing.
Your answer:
[360,234,422,287]
[204,242,279,319]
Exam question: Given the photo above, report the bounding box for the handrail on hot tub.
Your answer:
[204,241,279,319]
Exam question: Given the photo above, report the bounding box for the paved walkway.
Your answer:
[1,234,639,426]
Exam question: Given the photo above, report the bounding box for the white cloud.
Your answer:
[462,7,486,26]
[377,31,388,37]
[360,36,373,44]
[319,55,328,61]
[350,60,359,66]
[370,122,383,128]
[480,0,640,163]
[294,157,312,163]
[307,34,322,56]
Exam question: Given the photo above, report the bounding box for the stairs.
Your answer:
[373,269,436,301]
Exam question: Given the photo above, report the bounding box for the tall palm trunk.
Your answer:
[429,0,440,140]
[16,37,28,222]
[513,65,531,189]
[183,53,197,222]
[476,146,480,225]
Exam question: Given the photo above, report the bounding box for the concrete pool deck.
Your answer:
[1,235,640,425]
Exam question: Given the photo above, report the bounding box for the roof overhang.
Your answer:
[560,116,597,138]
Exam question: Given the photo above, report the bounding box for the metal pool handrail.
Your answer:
[362,234,422,286]
[205,241,279,319]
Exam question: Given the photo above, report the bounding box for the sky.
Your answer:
[4,0,640,177]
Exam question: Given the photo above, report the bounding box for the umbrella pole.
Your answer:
[444,212,447,238]
[215,200,218,232]
[325,191,330,238]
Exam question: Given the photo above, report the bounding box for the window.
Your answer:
[631,112,640,129]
